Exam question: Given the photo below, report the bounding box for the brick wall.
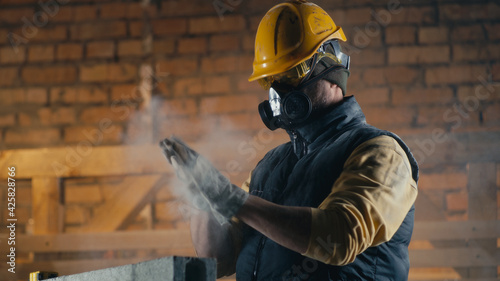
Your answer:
[0,0,499,278]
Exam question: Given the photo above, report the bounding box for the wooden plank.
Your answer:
[410,248,500,268]
[79,175,166,232]
[16,229,192,253]
[32,177,62,234]
[412,220,500,240]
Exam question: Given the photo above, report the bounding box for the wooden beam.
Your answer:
[0,137,287,179]
[32,177,62,234]
[412,220,500,240]
[79,175,166,232]
[0,145,170,179]
[410,248,500,268]
[16,229,192,253]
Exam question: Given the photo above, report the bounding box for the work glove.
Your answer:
[159,136,249,224]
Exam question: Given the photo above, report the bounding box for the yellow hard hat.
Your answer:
[248,0,346,83]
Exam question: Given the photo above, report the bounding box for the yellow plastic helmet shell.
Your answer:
[248,0,346,82]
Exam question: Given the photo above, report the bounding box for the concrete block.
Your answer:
[49,256,216,281]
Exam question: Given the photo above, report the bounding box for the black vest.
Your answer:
[235,96,419,281]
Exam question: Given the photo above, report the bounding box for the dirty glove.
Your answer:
[159,136,249,224]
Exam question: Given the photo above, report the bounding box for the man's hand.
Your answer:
[159,136,249,224]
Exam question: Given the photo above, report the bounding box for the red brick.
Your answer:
[0,28,8,44]
[347,26,383,49]
[152,19,187,36]
[350,48,385,67]
[25,87,48,104]
[388,45,450,64]
[493,63,500,82]
[4,128,60,147]
[446,192,468,212]
[110,84,140,102]
[159,98,198,117]
[70,21,127,40]
[28,25,67,43]
[156,1,214,17]
[363,66,418,85]
[330,8,371,26]
[450,24,485,42]
[63,125,123,145]
[425,65,488,85]
[50,87,108,104]
[118,40,143,57]
[485,23,500,40]
[201,55,253,74]
[49,6,73,23]
[129,21,144,38]
[177,37,207,54]
[157,116,217,142]
[86,41,115,58]
[153,39,175,55]
[80,106,134,124]
[353,87,389,105]
[457,84,500,104]
[243,34,255,52]
[418,26,449,44]
[439,3,500,21]
[385,26,416,45]
[99,2,127,19]
[74,5,97,21]
[0,67,19,86]
[56,43,82,60]
[483,103,500,125]
[22,65,76,85]
[419,172,468,190]
[28,45,54,62]
[452,44,500,62]
[392,87,454,105]
[0,8,33,25]
[362,106,416,126]
[173,76,230,96]
[156,58,198,76]
[235,75,263,92]
[80,63,137,82]
[417,105,480,127]
[38,107,76,125]
[0,0,41,4]
[248,15,261,32]
[189,15,245,34]
[0,114,15,127]
[200,94,259,115]
[210,34,240,52]
[378,6,436,24]
[217,112,263,132]
[0,45,25,64]
[0,89,31,105]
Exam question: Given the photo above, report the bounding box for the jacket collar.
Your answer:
[287,96,366,157]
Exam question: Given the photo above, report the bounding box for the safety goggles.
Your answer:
[258,40,350,90]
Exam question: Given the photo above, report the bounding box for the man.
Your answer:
[160,1,418,280]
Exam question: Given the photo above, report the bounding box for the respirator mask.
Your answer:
[257,40,350,131]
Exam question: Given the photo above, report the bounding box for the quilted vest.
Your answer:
[235,96,418,281]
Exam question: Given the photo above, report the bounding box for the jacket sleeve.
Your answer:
[303,135,418,265]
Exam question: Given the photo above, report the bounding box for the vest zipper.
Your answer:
[251,236,266,281]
